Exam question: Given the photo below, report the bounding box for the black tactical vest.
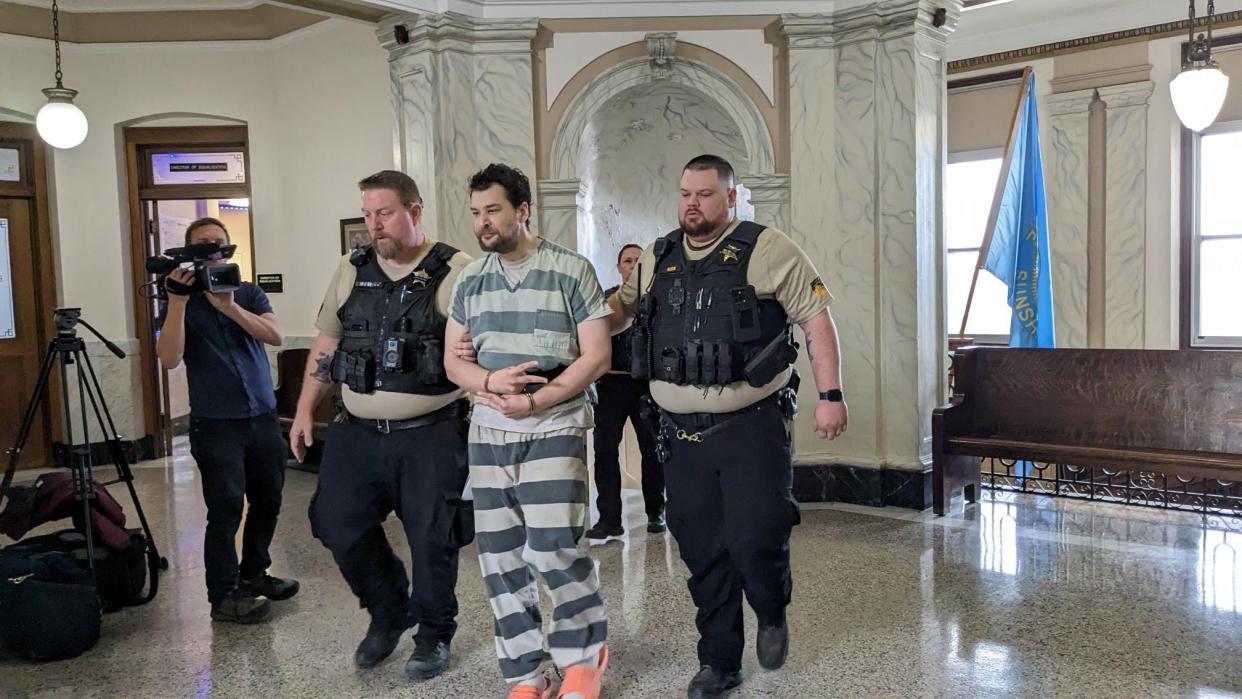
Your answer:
[331,243,459,395]
[605,285,636,372]
[633,222,795,387]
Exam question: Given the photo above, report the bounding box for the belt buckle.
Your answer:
[376,419,391,434]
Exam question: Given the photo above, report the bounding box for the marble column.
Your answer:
[1045,90,1094,349]
[378,14,539,254]
[535,179,584,250]
[1099,81,1154,349]
[781,1,959,505]
[741,173,792,233]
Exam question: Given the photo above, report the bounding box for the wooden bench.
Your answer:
[933,346,1242,515]
[273,348,338,469]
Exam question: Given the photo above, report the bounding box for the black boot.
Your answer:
[687,665,741,698]
[240,574,301,601]
[210,588,272,624]
[647,513,667,533]
[355,616,409,668]
[404,640,451,680]
[756,616,789,670]
[584,522,624,540]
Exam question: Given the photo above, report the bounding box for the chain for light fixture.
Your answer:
[1186,0,1218,66]
[52,0,63,87]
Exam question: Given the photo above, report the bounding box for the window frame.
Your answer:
[947,147,1010,346]
[1181,118,1242,349]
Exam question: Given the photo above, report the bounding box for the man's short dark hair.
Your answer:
[617,243,642,265]
[358,169,422,206]
[185,217,229,246]
[468,163,532,211]
[683,154,735,185]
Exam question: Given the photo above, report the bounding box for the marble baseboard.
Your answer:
[793,463,931,510]
[52,435,157,470]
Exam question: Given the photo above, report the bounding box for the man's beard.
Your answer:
[375,236,406,259]
[680,212,725,239]
[477,225,519,254]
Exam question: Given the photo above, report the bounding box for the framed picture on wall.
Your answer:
[340,217,368,255]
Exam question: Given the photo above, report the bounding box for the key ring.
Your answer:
[676,429,703,443]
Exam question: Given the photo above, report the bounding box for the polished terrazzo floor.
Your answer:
[2,442,1240,698]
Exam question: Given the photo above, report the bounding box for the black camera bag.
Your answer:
[0,541,101,661]
[6,528,152,612]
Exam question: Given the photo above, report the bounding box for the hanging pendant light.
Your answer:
[35,0,88,149]
[1171,0,1230,132]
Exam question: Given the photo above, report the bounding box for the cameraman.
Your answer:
[155,217,298,624]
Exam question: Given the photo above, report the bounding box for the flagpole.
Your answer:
[958,67,1033,340]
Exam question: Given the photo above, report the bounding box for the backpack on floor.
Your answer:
[0,543,101,661]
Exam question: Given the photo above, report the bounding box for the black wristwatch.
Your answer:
[819,389,844,402]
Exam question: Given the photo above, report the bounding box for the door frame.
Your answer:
[123,125,252,456]
[0,121,61,465]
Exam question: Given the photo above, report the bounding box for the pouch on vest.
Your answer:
[743,331,799,388]
[730,286,762,343]
[332,349,375,393]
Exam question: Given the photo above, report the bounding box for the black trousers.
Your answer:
[309,415,468,644]
[663,402,800,673]
[592,373,664,525]
[188,411,288,605]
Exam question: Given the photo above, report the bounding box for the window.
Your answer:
[1187,121,1242,348]
[946,149,1011,342]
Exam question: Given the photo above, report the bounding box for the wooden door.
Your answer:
[0,197,51,467]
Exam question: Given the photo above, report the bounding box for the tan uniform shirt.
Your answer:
[615,219,833,414]
[315,241,473,420]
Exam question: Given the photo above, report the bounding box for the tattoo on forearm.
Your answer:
[311,352,333,383]
[806,336,815,362]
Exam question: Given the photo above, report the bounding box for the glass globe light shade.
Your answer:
[36,88,88,149]
[1171,66,1230,132]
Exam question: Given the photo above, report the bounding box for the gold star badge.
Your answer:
[721,248,739,263]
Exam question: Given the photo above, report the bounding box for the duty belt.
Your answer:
[344,399,467,434]
[657,390,784,444]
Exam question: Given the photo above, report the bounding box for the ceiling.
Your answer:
[4,0,1242,59]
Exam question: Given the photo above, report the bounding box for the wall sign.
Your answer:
[257,273,283,293]
[151,152,246,186]
[0,148,19,183]
[0,219,15,339]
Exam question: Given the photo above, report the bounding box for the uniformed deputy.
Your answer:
[585,243,665,541]
[608,154,849,699]
[289,170,473,681]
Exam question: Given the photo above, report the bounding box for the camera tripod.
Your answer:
[1,308,166,589]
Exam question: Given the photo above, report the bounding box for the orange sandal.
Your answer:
[508,667,558,699]
[556,645,608,699]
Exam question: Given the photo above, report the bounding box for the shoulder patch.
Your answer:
[811,277,829,299]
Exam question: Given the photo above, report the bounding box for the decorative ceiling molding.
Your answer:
[949,11,1242,73]
[0,1,389,43]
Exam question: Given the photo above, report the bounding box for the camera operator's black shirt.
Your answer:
[157,282,277,419]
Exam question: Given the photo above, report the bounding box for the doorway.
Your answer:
[0,122,59,469]
[124,126,253,457]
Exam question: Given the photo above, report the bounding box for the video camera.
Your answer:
[144,242,241,297]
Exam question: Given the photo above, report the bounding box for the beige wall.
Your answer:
[0,19,392,341]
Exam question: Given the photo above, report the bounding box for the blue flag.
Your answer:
[983,72,1056,349]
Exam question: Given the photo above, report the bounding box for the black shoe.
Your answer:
[404,640,450,680]
[210,588,272,624]
[756,617,789,670]
[584,522,624,540]
[355,617,409,669]
[647,513,667,533]
[687,665,742,698]
[240,574,301,601]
